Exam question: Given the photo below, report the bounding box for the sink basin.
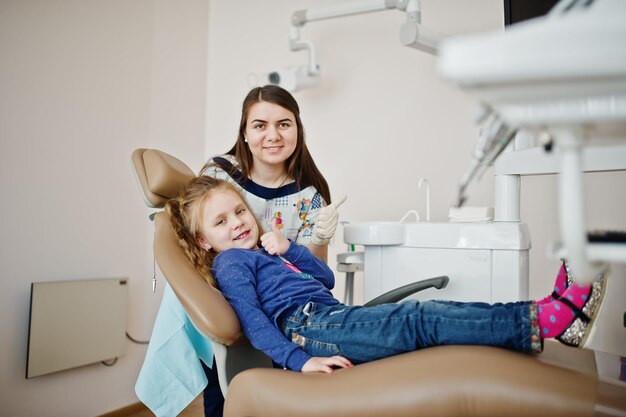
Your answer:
[344,221,531,249]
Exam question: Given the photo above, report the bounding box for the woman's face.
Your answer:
[244,101,298,169]
[198,188,259,253]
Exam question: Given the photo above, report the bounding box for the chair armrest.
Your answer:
[213,342,274,396]
[363,276,449,307]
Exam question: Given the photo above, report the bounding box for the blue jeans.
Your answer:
[281,300,538,364]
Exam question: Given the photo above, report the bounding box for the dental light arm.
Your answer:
[398,0,442,54]
[288,26,319,76]
[269,0,446,92]
[455,105,518,207]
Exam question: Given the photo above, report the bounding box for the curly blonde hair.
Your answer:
[166,176,263,287]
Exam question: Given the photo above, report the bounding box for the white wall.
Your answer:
[205,0,626,303]
[0,1,208,416]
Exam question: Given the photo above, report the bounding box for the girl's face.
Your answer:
[198,188,259,253]
[244,101,297,169]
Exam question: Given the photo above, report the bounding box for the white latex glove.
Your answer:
[311,196,347,246]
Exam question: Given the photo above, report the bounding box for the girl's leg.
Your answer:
[282,266,608,364]
[411,300,541,352]
[283,302,426,363]
[283,299,540,365]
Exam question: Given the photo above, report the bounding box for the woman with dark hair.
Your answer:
[201,84,340,263]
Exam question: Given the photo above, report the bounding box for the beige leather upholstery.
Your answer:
[131,148,195,208]
[131,148,626,417]
[226,343,625,417]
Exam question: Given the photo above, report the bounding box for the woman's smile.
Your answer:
[263,144,284,153]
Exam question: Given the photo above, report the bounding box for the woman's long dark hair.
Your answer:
[200,85,331,204]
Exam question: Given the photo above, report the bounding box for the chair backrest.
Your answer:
[131,148,196,208]
[131,148,272,393]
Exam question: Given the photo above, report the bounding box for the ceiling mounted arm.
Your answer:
[268,0,446,92]
[291,0,400,26]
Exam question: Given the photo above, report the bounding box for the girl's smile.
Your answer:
[234,230,252,241]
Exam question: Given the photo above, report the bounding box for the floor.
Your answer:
[129,395,204,417]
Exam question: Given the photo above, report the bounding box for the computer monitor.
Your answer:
[504,0,561,26]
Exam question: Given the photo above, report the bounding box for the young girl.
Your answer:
[199,84,340,414]
[168,176,608,374]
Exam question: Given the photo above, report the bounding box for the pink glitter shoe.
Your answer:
[555,266,609,348]
[536,260,574,305]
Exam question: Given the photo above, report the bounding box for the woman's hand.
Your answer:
[301,356,354,373]
[260,220,291,255]
[311,196,347,246]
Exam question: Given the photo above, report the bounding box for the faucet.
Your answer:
[418,178,430,222]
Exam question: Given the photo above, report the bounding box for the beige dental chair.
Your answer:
[132,148,626,417]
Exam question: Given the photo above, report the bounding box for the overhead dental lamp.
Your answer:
[266,0,445,92]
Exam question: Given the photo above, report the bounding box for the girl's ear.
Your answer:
[197,237,211,251]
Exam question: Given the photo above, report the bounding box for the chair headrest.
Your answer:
[131,148,195,208]
[131,148,246,345]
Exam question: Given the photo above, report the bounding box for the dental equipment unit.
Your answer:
[455,105,518,208]
[449,0,626,215]
[440,0,626,356]
[267,0,445,92]
[439,0,626,276]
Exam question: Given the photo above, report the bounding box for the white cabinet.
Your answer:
[345,222,530,304]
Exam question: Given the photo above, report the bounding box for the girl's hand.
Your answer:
[260,220,291,255]
[301,356,354,373]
